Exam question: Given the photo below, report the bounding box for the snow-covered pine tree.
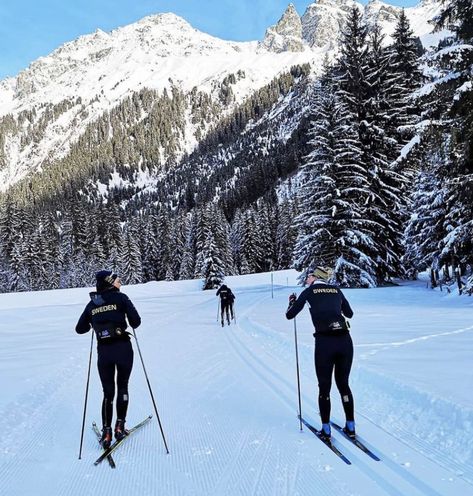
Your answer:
[68,202,92,287]
[193,204,226,288]
[417,0,473,276]
[211,204,234,276]
[26,228,45,291]
[276,196,298,270]
[179,211,197,280]
[239,207,265,275]
[403,164,446,277]
[6,204,32,291]
[364,22,409,283]
[293,81,378,287]
[168,210,188,280]
[229,209,248,275]
[9,241,28,292]
[336,8,407,284]
[102,202,123,267]
[58,214,74,288]
[201,230,225,289]
[384,9,423,174]
[119,221,143,285]
[141,211,159,281]
[40,212,61,289]
[255,190,280,272]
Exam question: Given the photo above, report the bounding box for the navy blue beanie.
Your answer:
[96,270,118,292]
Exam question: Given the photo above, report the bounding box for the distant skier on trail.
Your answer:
[286,266,355,441]
[75,270,141,449]
[216,284,235,326]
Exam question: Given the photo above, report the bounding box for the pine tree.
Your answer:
[384,9,423,172]
[194,205,226,288]
[416,0,473,274]
[179,211,197,280]
[335,8,408,283]
[120,221,143,285]
[403,166,446,277]
[276,197,298,270]
[201,231,225,290]
[239,207,264,274]
[293,81,378,287]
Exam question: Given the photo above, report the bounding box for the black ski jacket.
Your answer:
[75,287,141,342]
[216,285,235,303]
[286,282,353,335]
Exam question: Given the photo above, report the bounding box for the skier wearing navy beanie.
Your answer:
[76,270,141,448]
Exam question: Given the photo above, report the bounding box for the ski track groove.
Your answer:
[225,292,465,496]
[360,405,473,486]
[221,298,360,495]
[2,283,471,495]
[244,293,473,492]
[171,293,348,495]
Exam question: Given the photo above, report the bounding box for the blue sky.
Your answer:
[0,0,418,80]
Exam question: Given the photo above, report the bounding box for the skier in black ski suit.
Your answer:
[286,267,355,441]
[75,270,141,448]
[216,284,235,326]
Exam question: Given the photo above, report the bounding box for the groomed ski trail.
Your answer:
[0,274,472,496]
[221,285,473,496]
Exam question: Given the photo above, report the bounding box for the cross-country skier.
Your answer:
[75,270,141,449]
[216,284,235,326]
[286,267,355,441]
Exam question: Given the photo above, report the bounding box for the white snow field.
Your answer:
[0,269,472,496]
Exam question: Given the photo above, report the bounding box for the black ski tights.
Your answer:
[97,340,134,427]
[314,333,354,424]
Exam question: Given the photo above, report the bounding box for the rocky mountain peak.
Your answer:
[301,0,362,49]
[259,3,304,53]
[364,0,401,29]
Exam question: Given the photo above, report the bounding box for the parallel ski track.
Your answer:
[2,286,471,496]
[222,290,468,496]
[358,391,473,485]
[162,293,340,495]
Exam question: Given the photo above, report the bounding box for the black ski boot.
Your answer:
[343,421,356,439]
[100,427,113,449]
[114,419,128,441]
[319,423,331,442]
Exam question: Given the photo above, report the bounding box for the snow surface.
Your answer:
[0,269,472,495]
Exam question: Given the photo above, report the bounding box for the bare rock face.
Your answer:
[260,4,304,53]
[301,0,362,50]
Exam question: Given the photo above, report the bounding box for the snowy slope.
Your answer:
[363,0,445,48]
[0,271,472,495]
[0,14,318,191]
[0,0,446,194]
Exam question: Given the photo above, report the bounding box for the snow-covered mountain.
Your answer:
[0,0,444,193]
[301,0,361,50]
[0,13,316,191]
[266,0,442,51]
[259,4,305,53]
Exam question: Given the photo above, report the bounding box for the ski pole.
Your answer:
[293,317,303,431]
[78,331,94,459]
[217,299,220,322]
[132,328,170,454]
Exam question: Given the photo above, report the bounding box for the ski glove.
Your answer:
[289,293,297,304]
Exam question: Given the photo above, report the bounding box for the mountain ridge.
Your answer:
[0,0,444,194]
